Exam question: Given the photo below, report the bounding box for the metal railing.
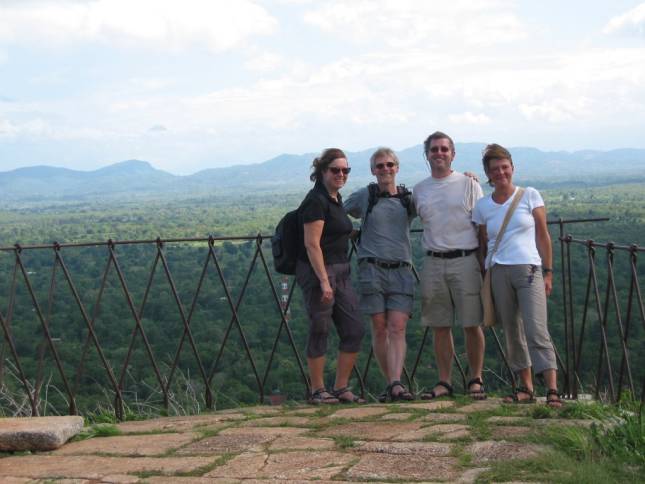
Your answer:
[0,217,642,419]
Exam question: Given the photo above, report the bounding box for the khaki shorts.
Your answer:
[357,261,415,315]
[420,252,482,327]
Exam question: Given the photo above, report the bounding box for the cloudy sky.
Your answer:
[1,0,645,174]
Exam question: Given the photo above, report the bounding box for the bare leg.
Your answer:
[386,310,409,395]
[370,313,389,380]
[504,367,534,402]
[431,327,454,396]
[543,368,562,407]
[334,351,358,391]
[308,356,326,391]
[464,325,485,392]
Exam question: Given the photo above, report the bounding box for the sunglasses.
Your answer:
[429,146,451,153]
[327,166,351,175]
[375,161,396,169]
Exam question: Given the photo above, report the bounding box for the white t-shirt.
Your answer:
[472,186,544,269]
[412,171,483,251]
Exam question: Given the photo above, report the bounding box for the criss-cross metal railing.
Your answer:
[1,217,643,419]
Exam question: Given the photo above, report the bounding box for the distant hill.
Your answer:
[1,145,644,202]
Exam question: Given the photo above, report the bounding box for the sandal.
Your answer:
[377,387,389,403]
[332,386,366,404]
[388,381,415,402]
[546,389,563,408]
[503,386,536,404]
[308,387,339,405]
[420,381,453,400]
[467,377,487,401]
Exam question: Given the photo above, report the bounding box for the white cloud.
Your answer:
[0,0,277,52]
[244,51,284,72]
[448,112,491,125]
[303,0,526,48]
[603,3,645,37]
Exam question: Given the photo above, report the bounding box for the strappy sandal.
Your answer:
[503,386,536,404]
[420,381,453,400]
[467,377,487,400]
[388,381,414,402]
[308,388,339,405]
[546,389,563,408]
[377,387,389,403]
[332,386,366,404]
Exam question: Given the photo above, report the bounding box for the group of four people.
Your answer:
[294,131,562,407]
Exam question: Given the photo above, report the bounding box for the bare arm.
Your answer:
[477,224,488,274]
[303,220,333,303]
[533,206,553,296]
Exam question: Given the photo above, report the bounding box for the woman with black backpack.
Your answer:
[296,148,366,404]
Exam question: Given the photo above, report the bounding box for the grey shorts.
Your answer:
[420,252,482,328]
[295,260,365,358]
[357,260,415,315]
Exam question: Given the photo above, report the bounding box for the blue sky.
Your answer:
[1,0,645,174]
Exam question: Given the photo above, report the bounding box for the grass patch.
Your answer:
[333,436,357,449]
[175,453,235,477]
[72,423,121,441]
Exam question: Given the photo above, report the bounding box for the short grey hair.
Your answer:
[369,147,399,170]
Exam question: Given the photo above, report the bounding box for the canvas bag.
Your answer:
[481,187,525,327]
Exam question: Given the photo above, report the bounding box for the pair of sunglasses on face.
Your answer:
[429,146,451,153]
[375,161,396,169]
[327,166,351,175]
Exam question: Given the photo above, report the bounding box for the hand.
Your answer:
[544,272,553,297]
[464,171,480,183]
[320,279,333,304]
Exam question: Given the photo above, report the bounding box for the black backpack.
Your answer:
[271,208,301,275]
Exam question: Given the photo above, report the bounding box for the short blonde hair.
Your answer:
[370,147,399,170]
[482,143,513,187]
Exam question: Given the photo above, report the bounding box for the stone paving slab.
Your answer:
[421,412,468,423]
[354,440,453,456]
[116,414,244,433]
[206,450,354,480]
[346,453,460,481]
[487,416,530,425]
[457,400,503,413]
[269,435,336,451]
[532,418,595,428]
[394,423,471,441]
[0,416,84,451]
[177,426,308,455]
[328,406,389,419]
[0,455,214,480]
[400,400,455,411]
[380,412,414,420]
[281,406,321,415]
[490,426,532,439]
[318,421,423,441]
[148,478,354,484]
[53,432,198,456]
[465,440,547,463]
[241,416,311,427]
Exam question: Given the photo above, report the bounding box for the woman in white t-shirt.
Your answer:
[472,143,562,408]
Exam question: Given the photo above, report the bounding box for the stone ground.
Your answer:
[0,397,581,483]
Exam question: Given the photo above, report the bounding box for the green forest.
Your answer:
[0,182,643,418]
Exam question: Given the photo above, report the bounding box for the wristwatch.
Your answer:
[543,267,553,274]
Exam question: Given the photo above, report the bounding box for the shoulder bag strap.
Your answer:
[486,187,525,266]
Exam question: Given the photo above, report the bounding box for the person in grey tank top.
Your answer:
[345,147,416,401]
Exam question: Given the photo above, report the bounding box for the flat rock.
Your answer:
[178,426,307,454]
[487,416,528,424]
[394,423,471,441]
[53,432,197,456]
[116,414,244,433]
[0,416,84,451]
[319,421,422,440]
[207,450,354,480]
[380,412,414,420]
[0,455,214,479]
[328,406,388,419]
[281,406,321,415]
[457,400,501,413]
[458,467,491,483]
[490,426,532,439]
[355,440,452,456]
[532,418,595,428]
[148,479,353,484]
[241,416,310,427]
[421,412,468,423]
[238,406,281,415]
[400,400,455,411]
[269,435,336,450]
[346,453,460,481]
[466,440,547,463]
